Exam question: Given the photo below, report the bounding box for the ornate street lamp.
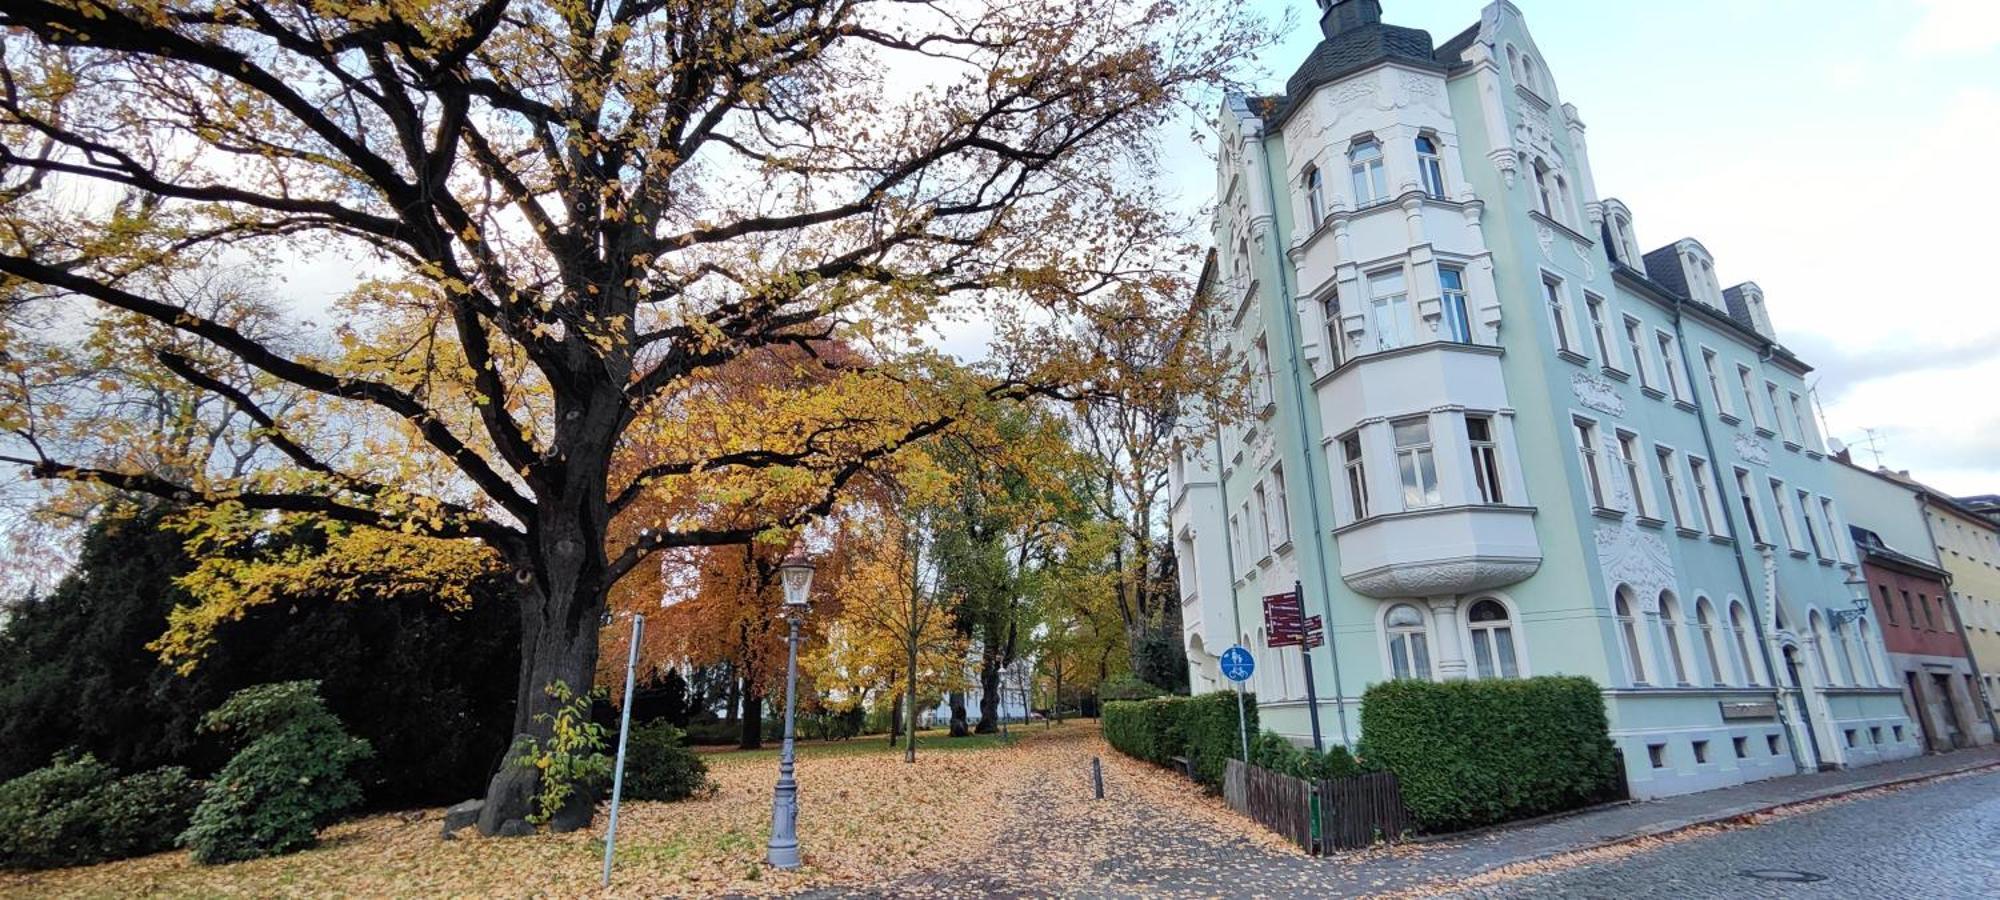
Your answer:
[1830,571,1871,626]
[766,550,815,870]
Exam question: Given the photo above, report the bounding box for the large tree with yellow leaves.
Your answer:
[0,0,1257,831]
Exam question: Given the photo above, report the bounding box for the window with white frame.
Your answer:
[1696,597,1725,685]
[1439,266,1472,343]
[1616,588,1648,684]
[1737,365,1764,428]
[1270,466,1292,547]
[1797,489,1823,557]
[1702,348,1732,416]
[1341,432,1369,521]
[1613,215,1638,265]
[1304,164,1326,230]
[1369,269,1412,351]
[1467,598,1520,679]
[1534,160,1561,223]
[1623,316,1651,389]
[1350,139,1386,206]
[1252,338,1273,409]
[1830,617,1857,685]
[1618,430,1650,518]
[1385,603,1432,680]
[1788,391,1811,448]
[1730,601,1758,685]
[1766,382,1790,441]
[1228,513,1245,568]
[1689,456,1721,535]
[1416,135,1446,199]
[1819,498,1846,562]
[1468,415,1504,504]
[1393,417,1441,509]
[1545,275,1575,353]
[1770,479,1800,549]
[1253,483,1272,559]
[1656,331,1686,400]
[1586,294,1613,366]
[1811,612,1835,687]
[1321,288,1343,367]
[1657,446,1688,527]
[1735,468,1765,544]
[1660,592,1690,685]
[1575,417,1608,508]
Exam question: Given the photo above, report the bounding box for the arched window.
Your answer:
[1696,597,1725,686]
[1521,54,1540,93]
[1507,45,1522,84]
[1659,591,1689,685]
[1416,135,1445,199]
[1553,175,1572,225]
[1533,160,1557,220]
[1809,610,1834,687]
[1615,588,1647,685]
[1730,601,1758,685]
[1857,620,1882,686]
[1613,215,1637,264]
[1304,164,1326,229]
[1349,139,1386,207]
[1467,598,1519,679]
[1385,603,1431,680]
[1830,617,1857,686]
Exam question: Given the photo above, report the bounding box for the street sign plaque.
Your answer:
[1220,645,1255,683]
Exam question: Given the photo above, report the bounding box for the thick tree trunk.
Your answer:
[948,691,969,737]
[889,688,904,746]
[724,668,739,726]
[740,691,764,749]
[976,653,1002,734]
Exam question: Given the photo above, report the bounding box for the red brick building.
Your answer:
[1852,527,1987,752]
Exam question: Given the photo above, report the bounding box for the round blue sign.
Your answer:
[1220,645,1255,683]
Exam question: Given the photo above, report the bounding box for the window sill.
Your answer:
[1675,526,1704,540]
[1789,548,1811,559]
[1708,534,1737,546]
[1591,505,1624,521]
[1256,401,1277,419]
[1636,515,1668,529]
[1674,400,1698,414]
[1805,450,1824,460]
[1273,539,1294,556]
[1557,349,1590,367]
[1783,440,1801,453]
[1754,426,1777,438]
[1600,365,1630,382]
[1718,412,1741,426]
[1817,557,1836,567]
[1639,385,1666,401]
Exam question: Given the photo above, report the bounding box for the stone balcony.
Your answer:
[1333,503,1541,598]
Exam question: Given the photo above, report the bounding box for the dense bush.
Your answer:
[1096,674,1165,702]
[1101,696,1190,766]
[621,722,714,802]
[181,682,372,864]
[1247,732,1361,781]
[1360,676,1619,833]
[1179,691,1256,787]
[0,754,199,870]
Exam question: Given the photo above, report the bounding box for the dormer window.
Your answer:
[1304,164,1326,229]
[1612,215,1638,264]
[1416,135,1445,199]
[1350,138,1386,207]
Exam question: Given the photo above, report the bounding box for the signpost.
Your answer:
[1262,582,1325,752]
[1219,645,1255,762]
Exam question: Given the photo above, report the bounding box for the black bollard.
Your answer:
[1091,756,1105,799]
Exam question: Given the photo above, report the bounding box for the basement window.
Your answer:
[1843,729,1858,748]
[1692,740,1710,764]
[1732,736,1748,759]
[1894,725,1906,743]
[1766,734,1782,755]
[1870,726,1883,744]
[1647,743,1668,769]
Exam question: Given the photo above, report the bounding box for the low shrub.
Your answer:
[621,721,714,802]
[0,753,200,870]
[682,720,740,746]
[181,681,372,864]
[1096,674,1165,702]
[1247,732,1362,781]
[1360,675,1618,833]
[1179,691,1256,787]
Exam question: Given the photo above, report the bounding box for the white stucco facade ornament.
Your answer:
[1595,518,1676,611]
[1734,432,1771,466]
[1344,556,1541,599]
[1536,222,1554,259]
[1574,238,1596,280]
[1572,371,1626,416]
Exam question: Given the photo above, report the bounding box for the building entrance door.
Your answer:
[1906,671,1936,752]
[1931,672,1964,749]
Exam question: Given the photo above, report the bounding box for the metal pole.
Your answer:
[766,614,805,869]
[1234,679,1250,762]
[1296,580,1323,753]
[602,614,644,887]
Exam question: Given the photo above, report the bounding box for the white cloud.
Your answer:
[1902,0,2000,56]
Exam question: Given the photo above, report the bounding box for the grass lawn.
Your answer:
[697,726,1035,762]
[0,721,1095,898]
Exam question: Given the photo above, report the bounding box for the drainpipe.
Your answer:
[1245,121,1354,748]
[1914,495,1999,742]
[1671,309,1808,774]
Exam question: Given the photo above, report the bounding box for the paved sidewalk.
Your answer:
[806,743,2000,897]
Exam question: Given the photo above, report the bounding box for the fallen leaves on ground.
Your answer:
[0,722,1286,898]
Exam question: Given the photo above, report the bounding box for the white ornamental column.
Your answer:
[1428,597,1470,680]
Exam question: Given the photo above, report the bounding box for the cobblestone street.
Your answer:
[1466,767,2000,898]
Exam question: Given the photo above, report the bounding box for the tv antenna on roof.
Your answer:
[1856,427,1886,468]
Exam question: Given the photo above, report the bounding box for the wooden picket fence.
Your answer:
[1222,759,1412,854]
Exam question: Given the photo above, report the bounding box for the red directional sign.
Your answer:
[1264,590,1324,650]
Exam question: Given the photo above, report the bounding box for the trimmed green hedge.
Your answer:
[1360,675,1619,833]
[1102,691,1255,789]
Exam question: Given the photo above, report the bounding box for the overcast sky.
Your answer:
[1159,0,2000,495]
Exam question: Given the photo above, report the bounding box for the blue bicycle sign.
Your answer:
[1220,645,1255,683]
